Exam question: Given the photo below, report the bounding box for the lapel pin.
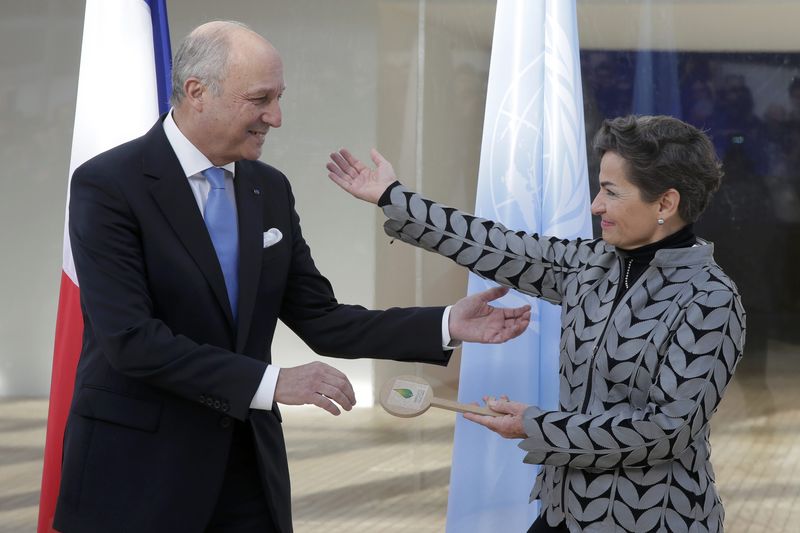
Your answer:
[253,188,261,195]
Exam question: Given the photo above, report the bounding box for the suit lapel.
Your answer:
[142,120,236,329]
[233,163,263,352]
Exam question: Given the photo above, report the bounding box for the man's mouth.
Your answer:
[600,220,614,229]
[249,130,267,142]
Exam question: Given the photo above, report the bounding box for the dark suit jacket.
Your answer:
[53,118,449,533]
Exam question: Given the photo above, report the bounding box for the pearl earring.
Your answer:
[657,218,665,225]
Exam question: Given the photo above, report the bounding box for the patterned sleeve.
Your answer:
[518,286,745,470]
[381,184,593,305]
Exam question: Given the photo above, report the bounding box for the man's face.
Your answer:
[200,39,284,165]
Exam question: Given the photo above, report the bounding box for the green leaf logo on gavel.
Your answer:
[393,388,415,399]
[381,376,502,418]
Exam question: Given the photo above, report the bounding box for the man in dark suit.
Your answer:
[53,21,530,533]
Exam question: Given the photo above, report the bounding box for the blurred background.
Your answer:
[1,0,799,531]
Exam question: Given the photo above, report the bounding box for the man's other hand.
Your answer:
[449,286,531,344]
[275,361,356,415]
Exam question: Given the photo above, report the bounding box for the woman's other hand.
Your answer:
[463,395,528,439]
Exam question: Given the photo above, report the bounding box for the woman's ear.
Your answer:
[658,188,681,222]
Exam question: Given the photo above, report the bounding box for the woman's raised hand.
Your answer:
[327,148,398,205]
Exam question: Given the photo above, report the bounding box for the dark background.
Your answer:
[581,50,800,384]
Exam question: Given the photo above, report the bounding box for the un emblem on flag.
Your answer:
[485,55,545,233]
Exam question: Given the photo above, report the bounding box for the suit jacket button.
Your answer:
[222,403,230,412]
[199,394,206,403]
[206,398,214,407]
[219,416,232,429]
[213,400,221,409]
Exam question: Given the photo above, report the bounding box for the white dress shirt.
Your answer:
[162,110,454,411]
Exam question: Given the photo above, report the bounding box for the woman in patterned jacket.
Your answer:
[327,115,745,533]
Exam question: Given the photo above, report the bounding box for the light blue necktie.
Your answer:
[202,167,239,321]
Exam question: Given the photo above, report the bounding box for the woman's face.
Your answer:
[591,152,663,250]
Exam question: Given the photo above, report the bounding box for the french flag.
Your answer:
[37,1,171,531]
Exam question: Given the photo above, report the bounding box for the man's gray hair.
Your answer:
[170,21,251,107]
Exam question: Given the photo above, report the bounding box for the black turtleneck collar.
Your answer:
[619,223,696,264]
[611,224,696,310]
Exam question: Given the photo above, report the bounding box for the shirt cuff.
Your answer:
[442,305,462,349]
[250,364,281,410]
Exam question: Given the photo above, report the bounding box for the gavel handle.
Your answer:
[431,397,503,417]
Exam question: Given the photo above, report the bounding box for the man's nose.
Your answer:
[264,101,282,128]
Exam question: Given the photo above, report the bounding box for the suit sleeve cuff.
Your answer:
[442,306,461,349]
[250,364,281,410]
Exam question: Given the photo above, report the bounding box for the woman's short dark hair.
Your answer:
[592,115,723,223]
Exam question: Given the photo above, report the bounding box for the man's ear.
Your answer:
[657,188,681,222]
[183,78,206,111]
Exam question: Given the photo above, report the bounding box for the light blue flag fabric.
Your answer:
[446,2,592,532]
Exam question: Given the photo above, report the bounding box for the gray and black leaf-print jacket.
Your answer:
[381,184,745,533]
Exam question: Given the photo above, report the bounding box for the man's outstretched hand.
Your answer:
[450,286,531,344]
[327,148,397,204]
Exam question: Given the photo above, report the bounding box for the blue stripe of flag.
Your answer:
[146,0,172,114]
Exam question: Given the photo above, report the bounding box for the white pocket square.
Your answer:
[263,228,283,248]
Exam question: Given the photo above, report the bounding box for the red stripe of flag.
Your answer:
[37,273,82,533]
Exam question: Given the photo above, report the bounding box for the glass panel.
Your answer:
[4,1,799,531]
[579,2,800,529]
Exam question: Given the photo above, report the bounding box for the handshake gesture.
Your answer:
[270,147,531,417]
